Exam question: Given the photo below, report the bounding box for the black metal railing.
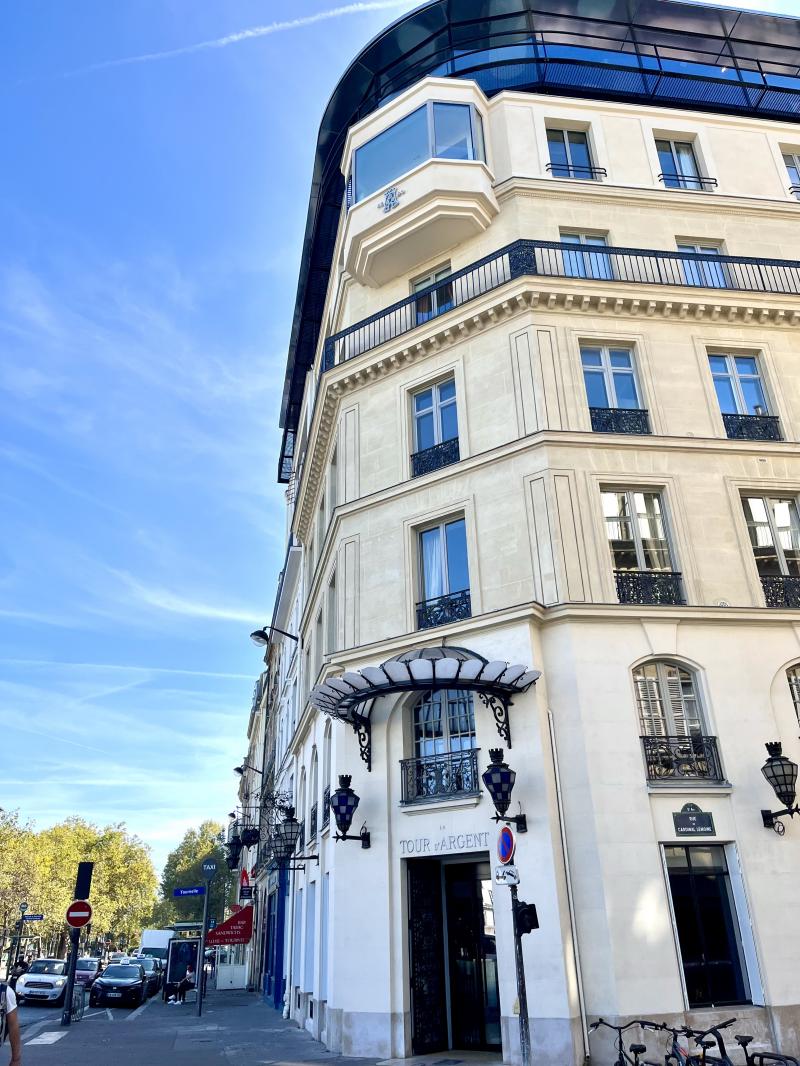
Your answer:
[614,570,685,606]
[641,735,725,783]
[590,407,651,435]
[722,413,782,441]
[789,184,800,200]
[322,786,330,828]
[658,172,718,191]
[309,803,318,839]
[411,438,460,477]
[761,574,800,608]
[400,748,481,804]
[416,589,472,630]
[322,239,800,370]
[545,162,607,181]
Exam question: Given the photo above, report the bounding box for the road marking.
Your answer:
[21,1019,58,1044]
[126,998,152,1021]
[83,1009,106,1019]
[26,1031,67,1045]
[106,1008,114,1022]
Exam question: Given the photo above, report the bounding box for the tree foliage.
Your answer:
[0,812,158,959]
[156,821,234,925]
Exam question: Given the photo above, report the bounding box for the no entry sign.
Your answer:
[65,900,93,928]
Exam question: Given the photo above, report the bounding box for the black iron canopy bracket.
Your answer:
[351,712,372,772]
[477,690,512,747]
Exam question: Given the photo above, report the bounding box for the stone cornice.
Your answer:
[292,273,800,540]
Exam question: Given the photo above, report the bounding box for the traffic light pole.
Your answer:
[509,884,532,1066]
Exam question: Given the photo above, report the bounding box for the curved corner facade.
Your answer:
[236,2,800,1064]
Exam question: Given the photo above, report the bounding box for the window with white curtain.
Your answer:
[418,517,469,602]
[656,138,705,189]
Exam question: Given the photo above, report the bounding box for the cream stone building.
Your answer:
[232,2,800,1063]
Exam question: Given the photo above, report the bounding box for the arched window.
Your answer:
[787,665,800,725]
[633,660,704,737]
[322,722,332,828]
[402,689,479,803]
[298,769,306,847]
[309,749,319,838]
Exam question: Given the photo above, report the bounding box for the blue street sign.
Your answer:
[173,886,206,897]
[209,918,217,930]
[21,914,44,921]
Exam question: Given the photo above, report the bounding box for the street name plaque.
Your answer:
[672,802,715,836]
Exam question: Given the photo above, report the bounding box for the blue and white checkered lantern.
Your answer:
[330,774,361,836]
[482,748,516,817]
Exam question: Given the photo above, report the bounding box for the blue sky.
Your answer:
[0,0,795,874]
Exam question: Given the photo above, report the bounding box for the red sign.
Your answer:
[240,868,250,888]
[66,900,93,928]
[205,905,253,946]
[497,826,516,865]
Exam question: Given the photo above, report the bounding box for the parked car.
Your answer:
[137,957,162,997]
[15,959,69,1005]
[89,963,147,1008]
[75,957,103,990]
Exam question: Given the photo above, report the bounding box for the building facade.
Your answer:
[235,3,800,1063]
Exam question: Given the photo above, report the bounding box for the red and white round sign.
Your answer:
[65,900,93,928]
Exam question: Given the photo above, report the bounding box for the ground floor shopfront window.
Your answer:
[664,844,752,1009]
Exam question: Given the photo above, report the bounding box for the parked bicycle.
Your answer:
[590,1018,663,1066]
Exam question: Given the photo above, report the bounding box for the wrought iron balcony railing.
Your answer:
[416,589,472,630]
[789,184,800,200]
[309,803,318,839]
[658,172,718,191]
[721,412,782,441]
[614,570,685,606]
[642,734,725,783]
[545,162,607,181]
[322,239,800,370]
[411,437,460,478]
[322,786,330,828]
[400,748,481,804]
[761,574,800,608]
[589,407,651,435]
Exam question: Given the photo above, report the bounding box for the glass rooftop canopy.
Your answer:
[277,0,800,482]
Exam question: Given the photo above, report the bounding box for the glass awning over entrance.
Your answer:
[310,645,540,770]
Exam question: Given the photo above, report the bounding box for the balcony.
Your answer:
[322,786,330,828]
[658,172,718,191]
[416,589,471,630]
[411,438,460,478]
[545,162,607,181]
[641,734,725,783]
[323,239,800,371]
[400,748,481,805]
[722,412,782,441]
[761,574,800,608]
[590,407,651,435]
[789,184,800,201]
[614,570,685,606]
[309,803,318,839]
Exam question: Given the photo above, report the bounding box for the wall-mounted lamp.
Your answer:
[249,626,300,646]
[761,741,799,835]
[234,763,263,776]
[329,775,370,848]
[272,806,319,870]
[482,749,527,833]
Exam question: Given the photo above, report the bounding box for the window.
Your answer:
[656,138,713,190]
[710,354,780,441]
[314,611,323,679]
[322,721,332,827]
[411,378,459,475]
[546,128,602,180]
[417,517,471,628]
[602,490,683,605]
[787,667,800,725]
[665,845,750,1008]
[328,447,338,514]
[782,151,800,198]
[561,232,612,280]
[412,264,453,325]
[316,492,326,554]
[326,572,337,653]
[401,690,480,803]
[634,661,703,737]
[581,345,641,410]
[742,496,800,577]
[353,101,485,203]
[676,242,727,288]
[309,749,318,838]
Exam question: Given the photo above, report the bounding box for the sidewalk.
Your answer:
[18,989,382,1065]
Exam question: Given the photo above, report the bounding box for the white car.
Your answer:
[16,958,69,1005]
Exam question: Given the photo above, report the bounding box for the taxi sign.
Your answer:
[497,825,516,864]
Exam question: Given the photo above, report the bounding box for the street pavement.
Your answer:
[12,989,382,1065]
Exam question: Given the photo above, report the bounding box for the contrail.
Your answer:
[66,1,412,76]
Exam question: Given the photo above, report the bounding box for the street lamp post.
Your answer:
[761,741,800,833]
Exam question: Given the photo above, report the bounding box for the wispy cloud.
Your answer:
[66,1,410,76]
[112,569,262,624]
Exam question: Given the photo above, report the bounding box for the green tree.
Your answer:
[156,821,234,925]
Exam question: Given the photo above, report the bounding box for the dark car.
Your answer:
[89,964,147,1007]
[75,957,103,990]
[137,957,162,997]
